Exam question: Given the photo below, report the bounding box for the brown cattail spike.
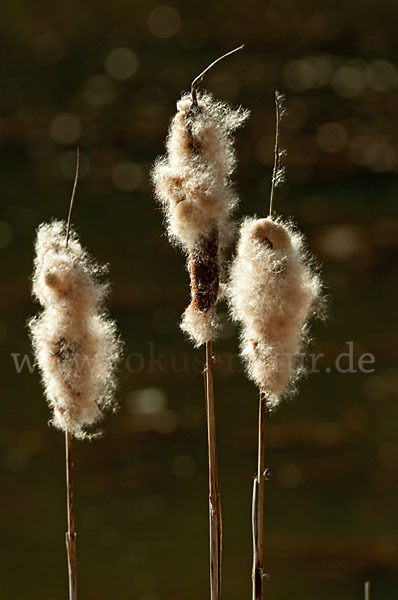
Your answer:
[153,90,249,346]
[189,226,220,313]
[152,49,248,600]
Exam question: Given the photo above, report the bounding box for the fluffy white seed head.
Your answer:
[180,304,219,348]
[152,91,249,346]
[228,217,322,409]
[152,91,249,252]
[29,221,122,439]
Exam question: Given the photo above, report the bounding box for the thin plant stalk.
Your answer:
[252,91,282,600]
[191,45,244,107]
[189,50,244,600]
[204,339,222,600]
[269,91,282,217]
[66,147,80,245]
[252,392,266,600]
[65,431,77,600]
[65,148,80,600]
[365,581,370,600]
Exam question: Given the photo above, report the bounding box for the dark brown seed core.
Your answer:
[183,101,220,314]
[189,226,219,313]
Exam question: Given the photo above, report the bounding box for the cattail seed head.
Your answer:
[152,91,249,346]
[228,216,322,408]
[29,221,122,439]
[153,92,249,251]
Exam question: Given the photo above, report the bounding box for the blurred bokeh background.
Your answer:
[1,1,398,599]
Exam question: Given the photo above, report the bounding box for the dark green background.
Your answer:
[1,1,397,599]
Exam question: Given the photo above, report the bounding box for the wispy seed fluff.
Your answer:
[228,217,322,409]
[152,91,249,346]
[29,221,122,439]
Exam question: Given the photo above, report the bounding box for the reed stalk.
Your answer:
[30,145,120,599]
[364,581,370,600]
[205,339,222,600]
[189,226,222,599]
[251,92,282,600]
[65,431,77,600]
[64,149,79,600]
[189,230,222,600]
[251,392,266,600]
[189,50,243,599]
[152,48,246,600]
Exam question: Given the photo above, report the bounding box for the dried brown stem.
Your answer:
[66,147,80,247]
[252,93,281,595]
[190,232,222,600]
[365,581,370,600]
[269,92,281,217]
[252,391,267,600]
[191,45,244,107]
[65,431,77,600]
[183,89,222,599]
[65,158,79,600]
[205,340,222,600]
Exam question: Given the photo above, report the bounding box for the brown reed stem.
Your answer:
[205,339,222,600]
[253,93,280,595]
[191,45,244,107]
[252,391,267,600]
[364,581,370,600]
[64,151,79,600]
[185,75,227,598]
[66,147,80,247]
[65,431,77,600]
[189,231,221,600]
[269,92,281,217]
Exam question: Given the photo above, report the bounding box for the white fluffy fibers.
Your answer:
[228,217,322,409]
[29,221,122,439]
[152,91,249,251]
[152,91,249,346]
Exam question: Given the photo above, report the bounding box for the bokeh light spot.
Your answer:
[50,113,81,144]
[365,142,396,172]
[172,454,196,479]
[147,6,181,39]
[277,464,305,488]
[105,47,138,81]
[82,75,118,107]
[332,62,366,97]
[316,122,348,153]
[112,161,142,191]
[129,387,167,416]
[317,224,364,260]
[367,60,397,92]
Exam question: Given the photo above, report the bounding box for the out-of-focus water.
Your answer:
[1,2,398,598]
